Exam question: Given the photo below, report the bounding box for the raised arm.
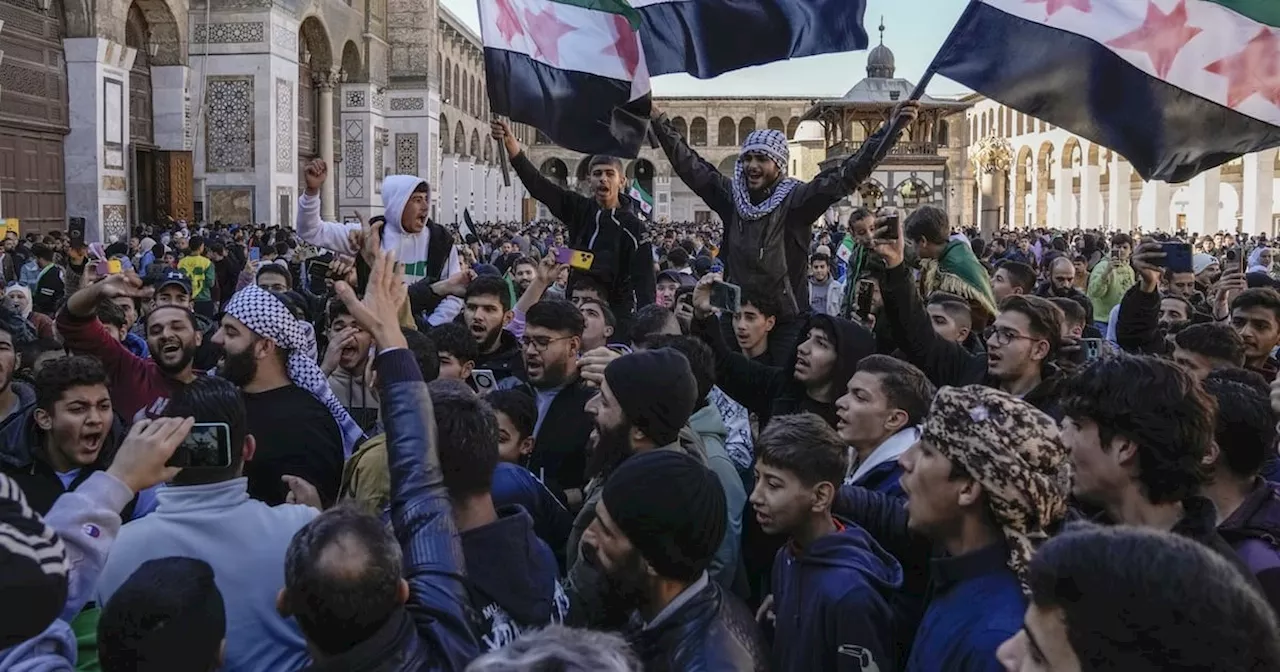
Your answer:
[493,119,584,223]
[335,249,478,668]
[297,158,360,256]
[650,111,734,218]
[57,274,152,378]
[787,102,919,226]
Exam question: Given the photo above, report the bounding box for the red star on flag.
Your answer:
[522,4,575,66]
[1106,0,1201,79]
[494,0,525,44]
[603,14,640,78]
[1024,0,1092,18]
[1205,28,1280,109]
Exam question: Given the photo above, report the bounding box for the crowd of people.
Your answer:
[2,96,1280,672]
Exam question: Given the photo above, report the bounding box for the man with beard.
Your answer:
[580,450,767,670]
[467,275,523,383]
[511,257,538,296]
[513,300,596,509]
[58,273,202,422]
[566,348,702,622]
[215,285,354,506]
[0,317,34,424]
[1036,256,1093,327]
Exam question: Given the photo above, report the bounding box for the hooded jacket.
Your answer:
[461,506,568,652]
[0,401,133,518]
[771,520,903,672]
[1217,479,1280,614]
[296,175,463,325]
[687,405,746,590]
[654,113,901,318]
[692,312,875,429]
[509,152,655,323]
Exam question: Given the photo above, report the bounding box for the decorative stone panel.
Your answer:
[272,23,298,53]
[374,126,386,193]
[193,22,265,44]
[372,90,386,112]
[396,133,418,175]
[276,78,293,173]
[344,119,365,199]
[389,96,424,111]
[345,89,366,109]
[102,205,127,240]
[205,76,254,173]
[101,175,126,191]
[208,186,255,224]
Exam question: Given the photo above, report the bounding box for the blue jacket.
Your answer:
[771,520,903,672]
[853,461,907,500]
[491,462,572,570]
[905,543,1024,672]
[461,505,568,652]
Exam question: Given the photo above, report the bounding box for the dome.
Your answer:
[866,44,895,79]
[791,120,825,143]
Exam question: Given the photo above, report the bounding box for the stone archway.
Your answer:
[453,120,465,155]
[1014,146,1033,228]
[124,0,185,66]
[627,158,655,196]
[469,129,480,158]
[297,17,335,170]
[859,179,885,209]
[1036,142,1055,227]
[440,114,450,155]
[717,155,737,177]
[340,40,364,82]
[540,157,569,187]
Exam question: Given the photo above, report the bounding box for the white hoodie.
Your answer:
[296,175,462,325]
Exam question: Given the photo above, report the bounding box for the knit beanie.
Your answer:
[603,348,698,446]
[602,450,727,581]
[739,129,790,170]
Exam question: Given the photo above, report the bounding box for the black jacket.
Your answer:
[625,578,768,672]
[516,376,597,504]
[33,264,64,316]
[0,400,133,517]
[879,262,1064,418]
[693,312,875,429]
[654,114,901,318]
[474,330,525,383]
[1113,283,1214,356]
[510,152,655,322]
[318,348,479,670]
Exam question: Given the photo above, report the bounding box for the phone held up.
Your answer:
[1157,242,1192,274]
[855,279,876,317]
[166,422,233,469]
[470,369,497,395]
[709,280,742,314]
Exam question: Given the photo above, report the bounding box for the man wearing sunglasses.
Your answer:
[871,217,1065,417]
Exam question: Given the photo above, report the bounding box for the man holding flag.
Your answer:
[491,119,655,329]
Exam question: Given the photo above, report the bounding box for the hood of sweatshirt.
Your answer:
[380,175,427,238]
[688,403,728,446]
[461,505,559,625]
[778,314,875,410]
[792,519,903,594]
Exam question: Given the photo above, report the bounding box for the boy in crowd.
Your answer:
[835,355,935,498]
[751,413,901,672]
[430,322,478,382]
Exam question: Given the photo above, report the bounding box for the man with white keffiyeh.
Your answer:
[213,284,363,506]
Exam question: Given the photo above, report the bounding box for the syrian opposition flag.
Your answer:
[481,0,652,157]
[627,180,654,215]
[630,0,870,79]
[931,0,1280,182]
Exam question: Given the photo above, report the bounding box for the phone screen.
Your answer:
[554,248,573,265]
[471,369,497,395]
[1081,338,1103,362]
[709,280,742,314]
[1159,243,1192,274]
[167,422,233,469]
[856,279,875,316]
[250,247,261,262]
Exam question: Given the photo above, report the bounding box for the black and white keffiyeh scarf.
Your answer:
[731,128,802,221]
[224,285,365,457]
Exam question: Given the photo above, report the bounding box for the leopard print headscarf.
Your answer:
[922,385,1071,589]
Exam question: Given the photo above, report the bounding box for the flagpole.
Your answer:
[887,0,976,131]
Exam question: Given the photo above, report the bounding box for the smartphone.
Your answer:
[554,247,574,265]
[856,279,876,317]
[470,369,497,395]
[568,250,594,270]
[249,247,261,262]
[166,422,233,469]
[709,280,742,314]
[307,259,330,288]
[879,213,900,239]
[1081,338,1103,362]
[1111,248,1120,260]
[1236,246,1248,274]
[1159,242,1192,274]
[107,259,122,275]
[93,260,110,276]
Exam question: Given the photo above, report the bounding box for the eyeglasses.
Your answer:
[987,326,1042,348]
[520,335,574,352]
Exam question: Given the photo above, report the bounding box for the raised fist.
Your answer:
[304,158,328,194]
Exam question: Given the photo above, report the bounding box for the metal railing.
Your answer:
[827,140,939,156]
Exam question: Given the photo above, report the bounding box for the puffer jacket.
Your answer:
[654,113,903,318]
[625,576,769,672]
[313,349,478,671]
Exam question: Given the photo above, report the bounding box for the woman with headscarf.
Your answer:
[1247,247,1274,277]
[5,285,54,340]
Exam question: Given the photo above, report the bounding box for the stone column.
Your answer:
[1058,167,1076,229]
[1243,148,1277,235]
[1080,162,1100,228]
[63,37,136,242]
[1109,156,1132,231]
[978,170,1003,239]
[1138,180,1172,231]
[1190,167,1221,235]
[440,155,458,225]
[315,71,338,220]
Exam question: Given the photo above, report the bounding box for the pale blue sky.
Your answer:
[441,0,973,97]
